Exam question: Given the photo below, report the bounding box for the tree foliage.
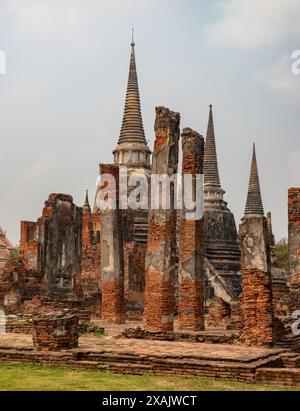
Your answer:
[274,239,288,270]
[9,246,20,259]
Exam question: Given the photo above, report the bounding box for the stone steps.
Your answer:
[276,333,300,353]
[281,353,300,368]
[39,299,92,323]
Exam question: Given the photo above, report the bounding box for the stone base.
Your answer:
[32,312,79,351]
[121,327,240,344]
[2,325,300,387]
[0,332,293,386]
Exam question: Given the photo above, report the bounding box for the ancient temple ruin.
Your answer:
[288,188,300,310]
[0,39,300,389]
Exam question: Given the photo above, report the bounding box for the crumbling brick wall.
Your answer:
[288,188,300,310]
[0,258,26,312]
[32,312,79,351]
[20,221,40,271]
[206,297,231,328]
[1,194,83,314]
[272,276,292,320]
[81,212,101,296]
[40,194,82,298]
[124,241,146,311]
[122,209,145,311]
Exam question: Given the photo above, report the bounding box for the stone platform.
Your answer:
[120,327,240,344]
[1,321,300,387]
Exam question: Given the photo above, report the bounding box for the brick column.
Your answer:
[288,188,300,310]
[143,107,180,331]
[100,164,125,324]
[178,128,205,331]
[239,216,275,346]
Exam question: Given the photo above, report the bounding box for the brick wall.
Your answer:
[81,212,101,297]
[288,188,300,295]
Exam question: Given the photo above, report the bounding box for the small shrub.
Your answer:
[80,322,105,337]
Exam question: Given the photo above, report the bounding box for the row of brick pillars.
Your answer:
[98,107,294,351]
[143,107,206,332]
[99,108,207,329]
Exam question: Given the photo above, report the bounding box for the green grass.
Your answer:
[0,363,299,391]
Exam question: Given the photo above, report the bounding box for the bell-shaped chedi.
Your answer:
[113,36,151,174]
[203,105,241,297]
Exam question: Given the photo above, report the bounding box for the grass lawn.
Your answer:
[0,363,299,391]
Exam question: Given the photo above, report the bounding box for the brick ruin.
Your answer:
[288,188,300,310]
[0,194,82,313]
[81,190,101,301]
[32,312,79,351]
[99,164,125,324]
[178,127,205,331]
[240,215,275,346]
[143,107,180,332]
[0,39,299,359]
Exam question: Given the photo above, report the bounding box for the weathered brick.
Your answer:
[178,128,205,331]
[143,107,180,332]
[288,189,300,288]
[100,164,125,324]
[32,312,79,351]
[239,216,275,347]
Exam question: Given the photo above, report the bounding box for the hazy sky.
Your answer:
[0,0,299,244]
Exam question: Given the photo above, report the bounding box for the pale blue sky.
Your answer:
[0,0,299,244]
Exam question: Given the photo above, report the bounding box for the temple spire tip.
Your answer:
[83,189,91,214]
[204,104,221,188]
[244,143,264,216]
[116,29,147,146]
